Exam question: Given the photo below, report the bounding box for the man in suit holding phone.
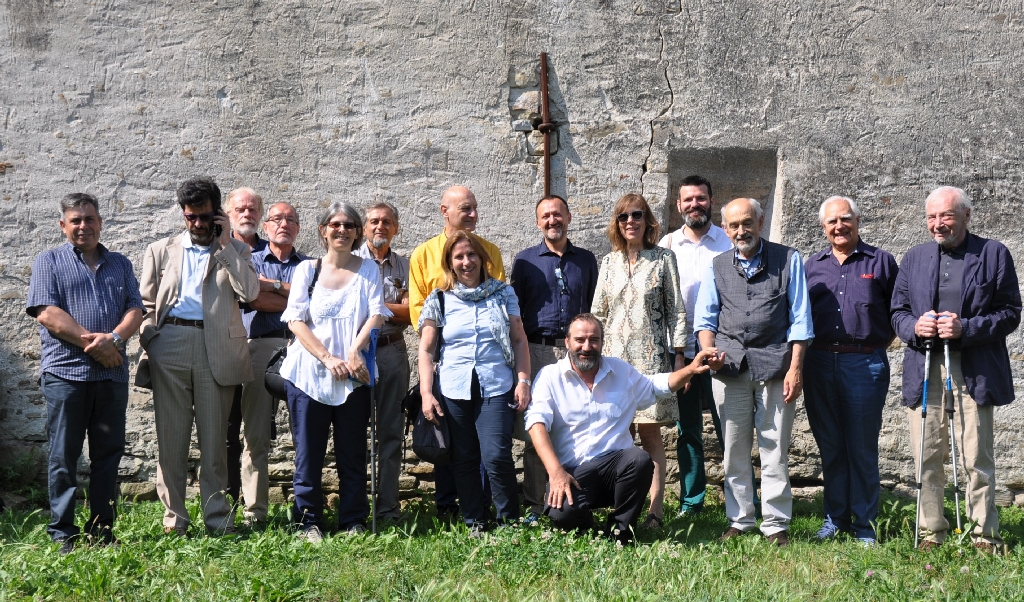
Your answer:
[138,177,260,536]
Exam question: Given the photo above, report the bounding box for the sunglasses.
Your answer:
[183,212,217,223]
[616,210,645,223]
[327,221,358,230]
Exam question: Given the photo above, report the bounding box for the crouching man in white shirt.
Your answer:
[526,313,720,544]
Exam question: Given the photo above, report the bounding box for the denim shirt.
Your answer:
[436,289,521,400]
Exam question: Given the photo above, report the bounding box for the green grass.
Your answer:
[2,491,1023,601]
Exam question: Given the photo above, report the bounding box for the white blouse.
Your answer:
[280,258,391,406]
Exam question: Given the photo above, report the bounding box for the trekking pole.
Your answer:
[914,338,933,549]
[943,340,963,533]
[361,328,381,534]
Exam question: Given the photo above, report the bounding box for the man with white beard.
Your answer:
[354,201,411,522]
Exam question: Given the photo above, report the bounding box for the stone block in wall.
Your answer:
[268,486,288,505]
[407,462,435,475]
[526,131,558,156]
[398,476,416,490]
[509,67,540,89]
[322,469,339,492]
[268,462,294,479]
[120,481,158,501]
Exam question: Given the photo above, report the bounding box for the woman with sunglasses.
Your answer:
[418,230,531,535]
[592,193,687,531]
[279,202,388,542]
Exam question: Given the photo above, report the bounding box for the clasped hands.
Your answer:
[322,350,371,384]
[81,333,123,368]
[915,310,962,340]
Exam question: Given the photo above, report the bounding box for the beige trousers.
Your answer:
[907,348,1000,545]
[237,337,283,520]
[150,324,235,531]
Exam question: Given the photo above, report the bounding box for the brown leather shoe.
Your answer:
[973,541,999,554]
[767,531,790,548]
[719,527,747,542]
[918,540,940,551]
[164,525,187,537]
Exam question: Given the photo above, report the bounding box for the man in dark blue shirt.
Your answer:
[804,196,898,546]
[27,193,144,553]
[510,194,598,519]
[237,200,308,527]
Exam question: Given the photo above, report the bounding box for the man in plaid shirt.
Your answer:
[27,193,144,554]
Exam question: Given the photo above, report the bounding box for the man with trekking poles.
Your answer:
[891,185,1021,553]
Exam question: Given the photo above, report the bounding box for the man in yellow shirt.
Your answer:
[409,185,505,521]
[409,186,505,328]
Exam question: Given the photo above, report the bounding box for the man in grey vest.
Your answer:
[694,198,814,548]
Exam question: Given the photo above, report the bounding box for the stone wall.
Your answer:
[3,1,1024,505]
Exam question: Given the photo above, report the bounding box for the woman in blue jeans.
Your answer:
[418,230,531,533]
[280,201,387,541]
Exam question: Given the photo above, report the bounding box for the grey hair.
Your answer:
[318,201,364,251]
[266,201,299,222]
[364,201,400,228]
[747,198,765,221]
[818,196,862,224]
[926,186,973,213]
[59,193,100,216]
[226,187,264,217]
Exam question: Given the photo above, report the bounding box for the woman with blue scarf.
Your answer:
[418,230,531,534]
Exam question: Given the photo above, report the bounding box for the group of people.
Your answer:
[28,174,1019,554]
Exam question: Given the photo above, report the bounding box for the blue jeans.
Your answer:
[286,380,371,530]
[804,348,889,539]
[441,374,519,525]
[40,373,128,541]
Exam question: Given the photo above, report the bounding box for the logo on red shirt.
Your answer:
[860,273,874,279]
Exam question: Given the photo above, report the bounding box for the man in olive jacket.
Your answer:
[891,185,1021,552]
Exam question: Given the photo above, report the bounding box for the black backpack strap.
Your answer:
[433,290,446,361]
[307,258,322,297]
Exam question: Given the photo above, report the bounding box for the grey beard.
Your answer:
[569,349,601,372]
[544,228,565,242]
[684,210,710,229]
[371,236,389,249]
[234,223,257,238]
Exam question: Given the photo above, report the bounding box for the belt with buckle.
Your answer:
[815,342,883,354]
[527,335,566,348]
[377,333,406,347]
[165,317,204,329]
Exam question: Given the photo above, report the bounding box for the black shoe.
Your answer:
[55,536,76,555]
[436,505,459,523]
[88,525,119,548]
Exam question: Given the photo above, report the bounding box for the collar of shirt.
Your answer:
[536,239,577,257]
[678,224,728,247]
[818,238,875,262]
[180,232,210,252]
[733,240,764,277]
[357,241,395,265]
[70,242,110,265]
[255,244,304,265]
[941,237,969,259]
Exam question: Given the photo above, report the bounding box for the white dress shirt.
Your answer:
[658,224,733,357]
[525,356,672,468]
[168,233,211,320]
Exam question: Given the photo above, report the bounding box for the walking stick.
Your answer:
[944,340,963,533]
[914,338,933,549]
[361,328,381,534]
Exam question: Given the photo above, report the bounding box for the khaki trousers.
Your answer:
[150,324,235,531]
[907,348,1000,545]
[513,342,566,514]
[712,373,794,536]
[237,337,283,521]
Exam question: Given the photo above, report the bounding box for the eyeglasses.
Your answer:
[555,267,568,295]
[327,221,358,230]
[183,212,216,223]
[266,216,299,226]
[616,210,645,223]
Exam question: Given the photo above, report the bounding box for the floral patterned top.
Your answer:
[592,246,687,423]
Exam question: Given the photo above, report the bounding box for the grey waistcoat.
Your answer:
[711,240,795,381]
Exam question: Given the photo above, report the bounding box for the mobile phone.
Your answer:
[213,224,223,237]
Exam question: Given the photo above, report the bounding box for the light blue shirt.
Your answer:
[693,242,814,342]
[168,234,211,320]
[437,289,521,400]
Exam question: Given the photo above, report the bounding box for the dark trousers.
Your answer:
[225,385,243,502]
[545,446,654,544]
[676,369,713,512]
[441,375,519,525]
[804,348,889,539]
[40,373,128,541]
[285,380,371,530]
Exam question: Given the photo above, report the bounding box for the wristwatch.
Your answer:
[273,279,282,291]
[518,378,532,387]
[111,332,126,351]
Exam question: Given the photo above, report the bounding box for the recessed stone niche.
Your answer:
[666,147,779,237]
[508,64,565,162]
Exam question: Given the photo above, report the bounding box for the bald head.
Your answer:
[441,186,479,233]
[721,198,765,258]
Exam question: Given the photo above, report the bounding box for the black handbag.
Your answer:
[264,259,322,400]
[410,291,451,464]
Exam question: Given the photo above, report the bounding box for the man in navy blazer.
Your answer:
[891,186,1021,552]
